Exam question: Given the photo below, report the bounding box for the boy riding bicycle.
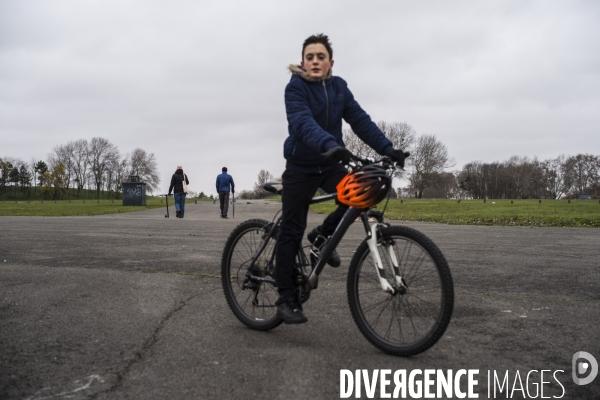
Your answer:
[276,33,409,324]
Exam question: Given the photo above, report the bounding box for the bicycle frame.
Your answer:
[223,154,452,356]
[245,192,405,296]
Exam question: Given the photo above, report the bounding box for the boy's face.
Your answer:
[301,43,334,80]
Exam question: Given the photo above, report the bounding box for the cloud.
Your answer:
[1,0,599,194]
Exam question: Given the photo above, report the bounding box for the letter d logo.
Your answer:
[572,351,598,385]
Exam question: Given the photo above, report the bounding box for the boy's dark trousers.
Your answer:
[219,192,230,216]
[275,164,348,300]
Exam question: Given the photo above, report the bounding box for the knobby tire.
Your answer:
[347,225,454,356]
[221,219,282,331]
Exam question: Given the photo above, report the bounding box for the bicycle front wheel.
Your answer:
[221,219,282,330]
[347,225,454,356]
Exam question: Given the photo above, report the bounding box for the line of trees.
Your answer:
[454,154,600,200]
[395,154,600,200]
[344,121,599,200]
[208,120,599,201]
[1,137,160,200]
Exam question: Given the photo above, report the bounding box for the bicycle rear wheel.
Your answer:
[347,225,453,356]
[221,219,282,330]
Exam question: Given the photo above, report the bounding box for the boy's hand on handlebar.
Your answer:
[387,149,410,169]
[323,146,353,165]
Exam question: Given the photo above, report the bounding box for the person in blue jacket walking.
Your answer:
[274,34,409,324]
[216,167,235,218]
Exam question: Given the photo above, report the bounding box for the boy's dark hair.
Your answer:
[302,34,333,60]
[222,167,227,172]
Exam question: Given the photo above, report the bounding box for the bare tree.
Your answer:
[342,128,370,159]
[88,137,119,199]
[564,154,598,196]
[71,139,89,197]
[343,121,416,178]
[18,165,32,197]
[253,170,275,198]
[377,121,416,152]
[523,158,546,199]
[113,157,129,199]
[504,156,546,199]
[104,158,118,198]
[128,148,160,193]
[420,171,461,199]
[29,158,37,193]
[505,156,523,198]
[408,134,455,198]
[458,162,482,199]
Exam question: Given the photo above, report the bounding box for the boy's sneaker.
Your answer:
[307,227,341,268]
[176,210,181,218]
[276,299,307,324]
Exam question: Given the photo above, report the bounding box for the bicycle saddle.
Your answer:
[263,182,283,195]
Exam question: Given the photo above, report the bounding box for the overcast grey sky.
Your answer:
[1,0,599,195]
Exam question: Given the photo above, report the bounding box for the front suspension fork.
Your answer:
[365,223,406,294]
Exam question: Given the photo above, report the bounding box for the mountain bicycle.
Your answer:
[221,154,454,356]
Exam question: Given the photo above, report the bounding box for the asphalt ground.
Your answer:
[1,201,599,399]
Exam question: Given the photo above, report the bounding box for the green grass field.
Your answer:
[1,195,598,227]
[310,198,600,228]
[0,196,204,217]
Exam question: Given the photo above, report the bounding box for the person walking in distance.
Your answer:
[168,165,190,218]
[216,167,235,218]
[274,34,409,324]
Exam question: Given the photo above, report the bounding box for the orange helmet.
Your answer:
[336,165,391,208]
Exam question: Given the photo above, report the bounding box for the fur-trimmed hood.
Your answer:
[288,64,332,82]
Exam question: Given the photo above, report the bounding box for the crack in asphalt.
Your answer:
[89,293,199,399]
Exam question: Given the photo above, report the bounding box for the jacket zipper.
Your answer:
[322,80,329,130]
[321,80,329,175]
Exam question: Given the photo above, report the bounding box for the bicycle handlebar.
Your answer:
[321,148,403,171]
[347,153,400,172]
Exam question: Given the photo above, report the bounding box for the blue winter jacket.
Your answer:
[216,173,235,193]
[284,65,394,174]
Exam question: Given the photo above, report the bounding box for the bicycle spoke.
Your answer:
[383,307,394,340]
[361,295,394,314]
[402,296,423,339]
[393,297,405,343]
